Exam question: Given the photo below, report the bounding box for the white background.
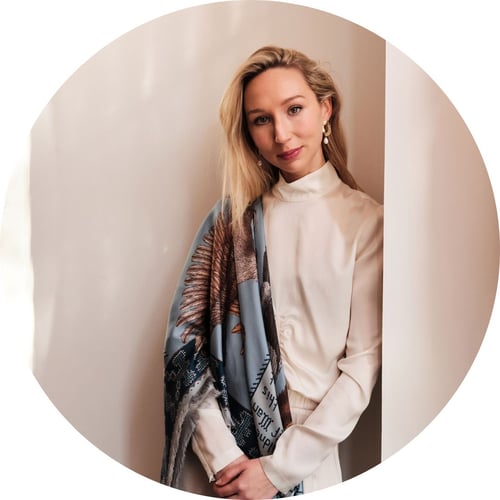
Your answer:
[0,1,498,499]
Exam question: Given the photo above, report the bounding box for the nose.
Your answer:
[273,118,291,144]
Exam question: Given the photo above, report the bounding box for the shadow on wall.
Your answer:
[339,377,382,481]
[125,289,169,479]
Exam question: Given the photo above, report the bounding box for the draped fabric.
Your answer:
[161,198,303,496]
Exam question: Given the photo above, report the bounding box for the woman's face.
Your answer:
[244,66,332,183]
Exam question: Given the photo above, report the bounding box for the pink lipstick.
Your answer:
[278,146,302,161]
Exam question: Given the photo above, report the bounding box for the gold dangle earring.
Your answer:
[322,121,332,145]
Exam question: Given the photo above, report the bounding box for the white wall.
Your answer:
[382,45,499,459]
[22,1,385,483]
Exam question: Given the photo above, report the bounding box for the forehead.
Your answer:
[244,66,314,108]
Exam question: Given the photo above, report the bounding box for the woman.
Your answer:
[161,46,383,498]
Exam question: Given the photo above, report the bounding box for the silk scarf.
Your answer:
[160,198,302,496]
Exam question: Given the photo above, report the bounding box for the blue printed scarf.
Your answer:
[160,198,302,496]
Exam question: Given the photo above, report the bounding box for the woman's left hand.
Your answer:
[212,458,278,499]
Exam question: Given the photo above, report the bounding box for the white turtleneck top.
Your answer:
[191,162,383,494]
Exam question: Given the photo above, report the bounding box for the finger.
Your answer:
[214,473,233,487]
[213,482,238,498]
[215,463,245,486]
[215,454,249,484]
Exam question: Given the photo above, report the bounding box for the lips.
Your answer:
[277,146,302,161]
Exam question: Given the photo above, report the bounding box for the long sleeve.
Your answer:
[191,394,245,482]
[261,175,383,493]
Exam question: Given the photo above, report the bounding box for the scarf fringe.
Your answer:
[163,370,218,488]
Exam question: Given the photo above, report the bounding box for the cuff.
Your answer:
[192,433,244,482]
[259,454,296,495]
[191,405,244,482]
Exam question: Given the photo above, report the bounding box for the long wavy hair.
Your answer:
[219,46,359,227]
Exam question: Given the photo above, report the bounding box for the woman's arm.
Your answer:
[191,394,246,483]
[260,205,384,493]
[162,201,248,487]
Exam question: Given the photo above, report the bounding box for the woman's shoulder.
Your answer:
[338,182,383,222]
[189,199,230,239]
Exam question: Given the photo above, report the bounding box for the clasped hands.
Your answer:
[212,455,279,499]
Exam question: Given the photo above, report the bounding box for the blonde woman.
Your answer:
[161,46,383,498]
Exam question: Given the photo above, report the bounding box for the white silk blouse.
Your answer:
[191,162,383,494]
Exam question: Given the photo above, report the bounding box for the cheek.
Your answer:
[249,128,270,149]
[306,116,323,136]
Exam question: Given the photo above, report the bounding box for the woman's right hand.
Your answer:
[213,455,278,499]
[214,454,249,487]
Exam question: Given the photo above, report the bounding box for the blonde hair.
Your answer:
[219,46,358,226]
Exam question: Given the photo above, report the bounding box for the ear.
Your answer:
[320,97,333,122]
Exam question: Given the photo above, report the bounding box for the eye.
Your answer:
[289,105,302,115]
[252,115,270,126]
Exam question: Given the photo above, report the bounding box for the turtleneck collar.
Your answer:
[271,161,342,202]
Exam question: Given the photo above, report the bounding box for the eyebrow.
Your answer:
[246,94,306,116]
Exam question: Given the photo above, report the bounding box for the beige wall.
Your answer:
[382,45,499,459]
[24,1,385,484]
